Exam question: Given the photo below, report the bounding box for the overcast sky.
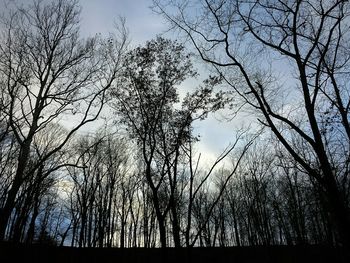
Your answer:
[80,0,165,44]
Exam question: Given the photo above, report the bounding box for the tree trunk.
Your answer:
[323,174,350,247]
[25,194,40,244]
[157,216,167,248]
[171,203,181,247]
[0,131,34,241]
[0,173,24,240]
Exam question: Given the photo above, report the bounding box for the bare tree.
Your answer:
[154,0,350,246]
[185,131,254,247]
[67,131,132,248]
[0,0,127,240]
[112,37,193,247]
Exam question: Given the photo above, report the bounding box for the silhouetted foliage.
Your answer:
[1,0,349,256]
[154,0,350,247]
[0,0,127,242]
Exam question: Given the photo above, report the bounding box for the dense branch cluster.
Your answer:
[0,0,349,248]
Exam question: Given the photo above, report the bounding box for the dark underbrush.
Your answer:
[1,243,348,263]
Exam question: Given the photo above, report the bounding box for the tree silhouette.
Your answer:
[0,0,127,241]
[154,0,350,246]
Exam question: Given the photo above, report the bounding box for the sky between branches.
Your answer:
[1,0,252,165]
[81,0,251,163]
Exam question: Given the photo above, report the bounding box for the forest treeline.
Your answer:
[0,0,350,249]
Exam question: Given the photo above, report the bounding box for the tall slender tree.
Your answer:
[0,0,127,240]
[154,0,350,246]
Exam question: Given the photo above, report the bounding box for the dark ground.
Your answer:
[0,243,349,263]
